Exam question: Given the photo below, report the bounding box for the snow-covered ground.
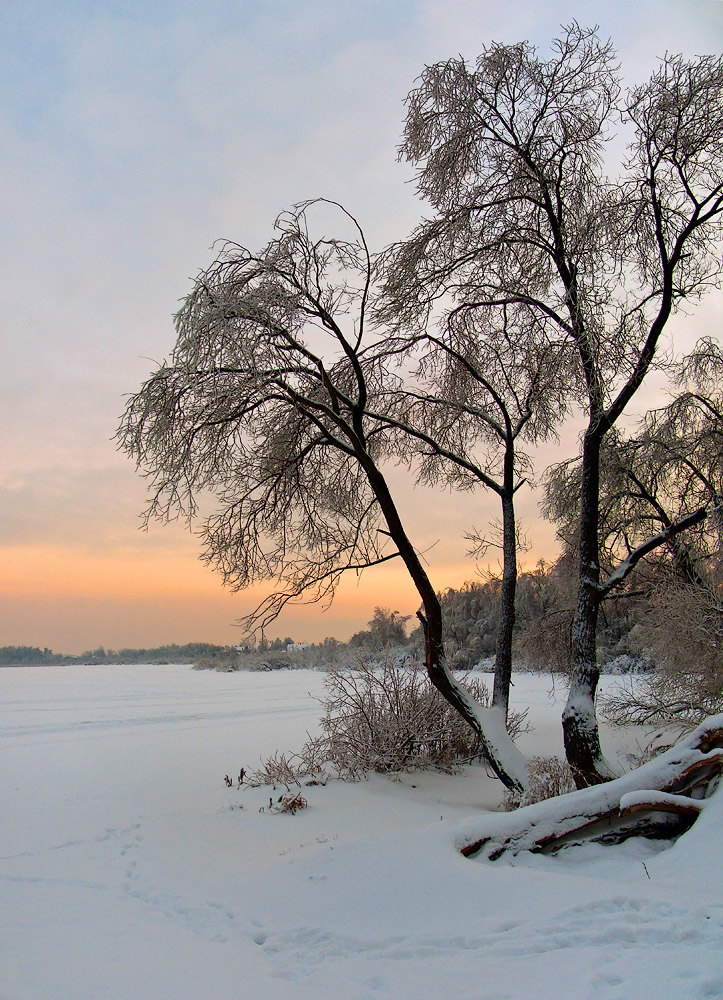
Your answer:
[2,665,722,1000]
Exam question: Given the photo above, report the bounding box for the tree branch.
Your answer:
[599,506,708,599]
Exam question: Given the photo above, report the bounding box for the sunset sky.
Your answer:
[2,0,722,653]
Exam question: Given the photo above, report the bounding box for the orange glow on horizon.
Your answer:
[2,543,237,601]
[1,527,562,655]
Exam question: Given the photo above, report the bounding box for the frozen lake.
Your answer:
[2,665,722,999]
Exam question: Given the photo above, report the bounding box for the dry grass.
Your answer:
[269,790,308,814]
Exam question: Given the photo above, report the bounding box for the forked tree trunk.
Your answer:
[562,268,677,785]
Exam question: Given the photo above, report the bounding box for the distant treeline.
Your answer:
[0,643,227,666]
[2,559,653,673]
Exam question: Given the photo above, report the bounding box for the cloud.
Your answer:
[0,465,153,549]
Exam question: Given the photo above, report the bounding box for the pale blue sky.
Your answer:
[2,0,722,651]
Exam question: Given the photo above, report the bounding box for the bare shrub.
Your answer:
[248,659,529,787]
[603,579,723,734]
[320,661,480,776]
[503,756,575,810]
[619,737,674,770]
[603,673,723,737]
[246,751,307,791]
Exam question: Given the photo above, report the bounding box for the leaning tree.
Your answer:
[118,200,528,791]
[382,24,723,785]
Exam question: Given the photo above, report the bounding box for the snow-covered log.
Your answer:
[457,715,723,861]
[618,789,705,818]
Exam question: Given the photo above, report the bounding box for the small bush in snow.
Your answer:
[248,658,528,786]
[503,755,576,810]
[246,751,308,792]
[194,649,241,671]
[269,790,307,815]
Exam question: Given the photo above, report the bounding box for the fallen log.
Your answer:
[618,789,705,819]
[457,714,723,861]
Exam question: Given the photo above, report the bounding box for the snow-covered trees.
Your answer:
[121,23,723,810]
[382,25,723,785]
[349,607,411,650]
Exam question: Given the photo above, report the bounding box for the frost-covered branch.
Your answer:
[598,506,708,599]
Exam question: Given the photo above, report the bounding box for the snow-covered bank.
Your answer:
[2,666,721,999]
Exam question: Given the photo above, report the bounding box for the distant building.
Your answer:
[287,642,312,652]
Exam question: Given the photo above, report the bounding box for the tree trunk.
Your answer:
[493,492,517,719]
[563,429,613,787]
[421,606,528,792]
[362,457,528,792]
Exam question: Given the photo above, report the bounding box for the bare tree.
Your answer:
[382,24,723,784]
[387,304,569,719]
[118,200,528,791]
[544,339,723,732]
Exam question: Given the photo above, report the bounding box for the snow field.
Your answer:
[2,665,722,999]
